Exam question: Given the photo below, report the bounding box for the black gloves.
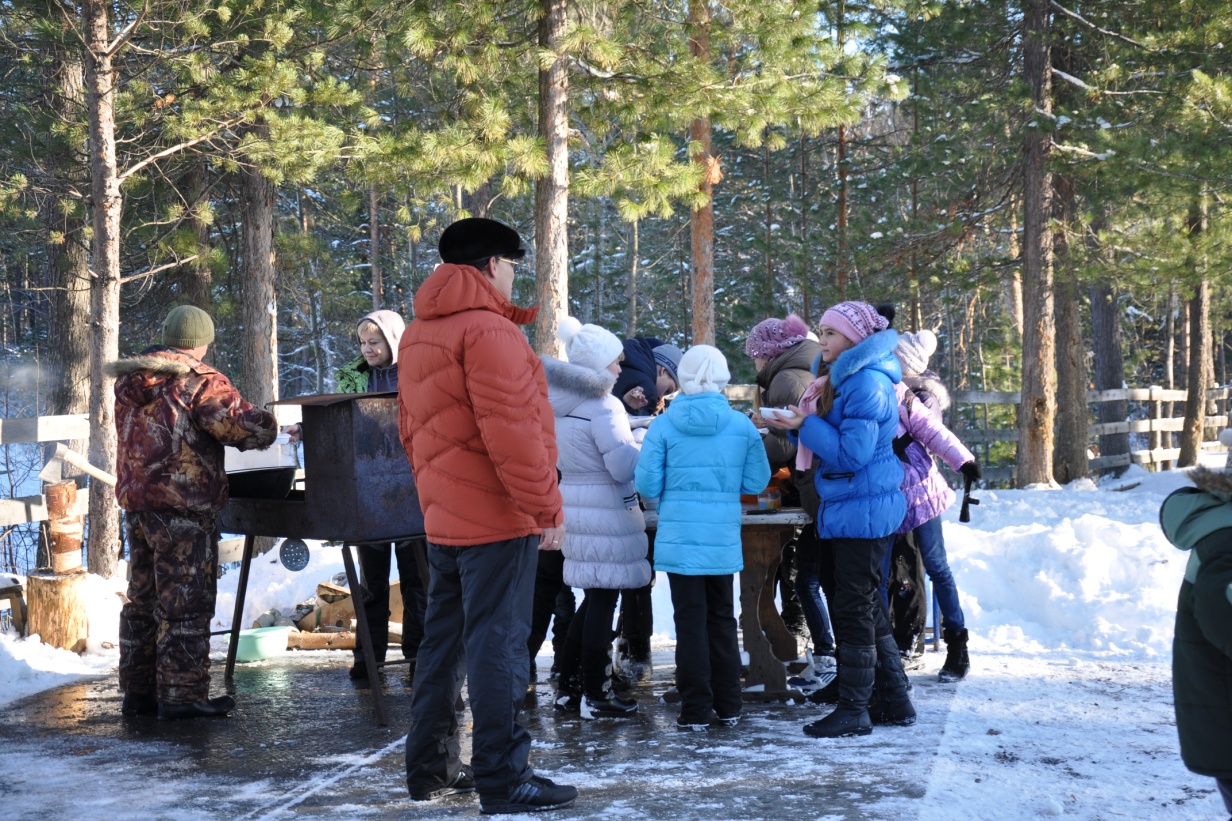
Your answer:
[892,434,912,461]
[960,461,982,482]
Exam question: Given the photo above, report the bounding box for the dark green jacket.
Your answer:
[1158,466,1232,779]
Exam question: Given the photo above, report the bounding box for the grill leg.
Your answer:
[223,534,256,686]
[343,543,388,726]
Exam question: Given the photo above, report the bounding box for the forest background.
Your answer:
[3,0,1232,578]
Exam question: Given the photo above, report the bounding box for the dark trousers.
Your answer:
[405,536,537,799]
[616,532,655,661]
[830,535,896,648]
[118,511,218,704]
[668,573,742,724]
[794,527,835,655]
[527,550,576,670]
[355,538,429,664]
[557,587,620,698]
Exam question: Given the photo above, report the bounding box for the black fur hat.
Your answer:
[438,218,527,265]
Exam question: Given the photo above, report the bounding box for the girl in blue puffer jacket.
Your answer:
[635,345,771,730]
[767,300,914,739]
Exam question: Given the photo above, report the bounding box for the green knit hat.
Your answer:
[162,305,215,349]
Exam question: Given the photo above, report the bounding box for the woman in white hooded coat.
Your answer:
[543,316,651,720]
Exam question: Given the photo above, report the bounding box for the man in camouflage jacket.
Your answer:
[107,305,278,720]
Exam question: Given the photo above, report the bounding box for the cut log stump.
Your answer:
[27,570,88,652]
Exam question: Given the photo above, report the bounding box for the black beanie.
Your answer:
[438,218,527,265]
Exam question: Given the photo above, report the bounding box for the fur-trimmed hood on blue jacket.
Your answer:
[796,329,906,540]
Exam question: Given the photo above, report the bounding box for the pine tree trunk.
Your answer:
[175,161,213,308]
[1016,0,1056,487]
[83,0,122,579]
[369,185,383,310]
[1180,279,1211,466]
[43,48,92,496]
[1052,176,1087,484]
[534,0,568,357]
[625,218,639,337]
[238,155,278,409]
[1089,280,1129,469]
[688,0,715,346]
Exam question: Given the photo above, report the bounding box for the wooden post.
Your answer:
[45,480,84,574]
[27,570,88,652]
[1150,387,1163,471]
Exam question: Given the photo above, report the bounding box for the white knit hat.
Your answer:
[677,344,731,395]
[557,315,624,373]
[896,330,938,376]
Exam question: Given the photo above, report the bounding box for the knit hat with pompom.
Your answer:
[895,330,938,376]
[745,315,810,360]
[557,315,624,373]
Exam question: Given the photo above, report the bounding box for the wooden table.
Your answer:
[645,508,811,701]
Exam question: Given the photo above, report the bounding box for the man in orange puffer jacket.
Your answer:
[397,217,577,814]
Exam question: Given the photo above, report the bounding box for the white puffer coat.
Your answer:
[543,357,651,591]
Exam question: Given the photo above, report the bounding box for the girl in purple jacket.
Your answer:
[888,330,980,683]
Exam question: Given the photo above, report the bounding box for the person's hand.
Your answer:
[764,404,806,431]
[751,412,769,430]
[623,386,649,411]
[539,524,567,551]
[960,461,982,482]
[282,424,302,443]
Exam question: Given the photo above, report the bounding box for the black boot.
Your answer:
[869,633,916,726]
[121,692,158,717]
[157,695,236,720]
[939,626,970,682]
[803,644,875,738]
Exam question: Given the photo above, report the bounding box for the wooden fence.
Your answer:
[947,386,1231,483]
[725,384,1232,485]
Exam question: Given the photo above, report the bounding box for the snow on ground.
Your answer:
[0,459,1227,819]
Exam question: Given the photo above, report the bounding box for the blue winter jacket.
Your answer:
[635,391,771,575]
[794,329,906,540]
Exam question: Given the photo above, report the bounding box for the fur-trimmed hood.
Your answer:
[107,347,217,408]
[542,356,618,417]
[827,328,901,389]
[903,371,950,412]
[106,348,205,380]
[1188,466,1232,499]
[1159,466,1232,554]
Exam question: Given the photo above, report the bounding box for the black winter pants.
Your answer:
[668,573,742,724]
[355,538,428,664]
[556,587,620,699]
[617,532,655,661]
[527,549,575,671]
[405,536,537,799]
[829,535,895,648]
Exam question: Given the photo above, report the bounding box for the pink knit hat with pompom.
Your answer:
[745,315,810,360]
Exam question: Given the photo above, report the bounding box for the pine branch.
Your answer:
[1049,1,1151,51]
